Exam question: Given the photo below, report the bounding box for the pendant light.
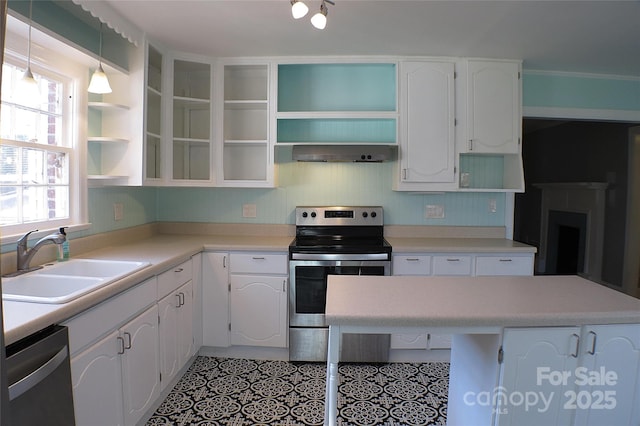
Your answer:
[19,0,39,99]
[88,23,112,94]
[291,0,308,19]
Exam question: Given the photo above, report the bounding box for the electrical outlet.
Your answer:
[114,203,124,221]
[460,172,470,188]
[426,204,445,219]
[489,199,497,213]
[242,204,257,218]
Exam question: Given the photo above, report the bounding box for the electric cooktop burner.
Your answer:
[289,206,392,258]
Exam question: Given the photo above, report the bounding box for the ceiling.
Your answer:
[99,0,640,77]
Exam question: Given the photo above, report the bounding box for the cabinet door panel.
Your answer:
[467,60,520,154]
[121,305,160,426]
[71,330,124,426]
[230,275,287,347]
[202,252,230,347]
[497,327,580,426]
[401,61,455,183]
[158,291,179,390]
[575,324,640,426]
[177,280,195,364]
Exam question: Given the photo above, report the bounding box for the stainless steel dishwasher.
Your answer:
[6,325,75,425]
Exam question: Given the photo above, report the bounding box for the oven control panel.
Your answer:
[295,206,383,226]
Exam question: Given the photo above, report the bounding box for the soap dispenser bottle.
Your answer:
[57,227,70,261]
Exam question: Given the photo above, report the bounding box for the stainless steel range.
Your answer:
[289,206,392,362]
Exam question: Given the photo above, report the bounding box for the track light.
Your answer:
[291,0,308,19]
[311,1,328,29]
[88,23,112,94]
[290,0,334,30]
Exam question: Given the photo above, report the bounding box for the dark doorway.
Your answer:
[546,210,587,275]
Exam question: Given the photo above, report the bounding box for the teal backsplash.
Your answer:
[155,158,506,226]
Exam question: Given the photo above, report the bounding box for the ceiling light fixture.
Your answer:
[311,0,334,30]
[291,0,309,19]
[88,23,112,94]
[20,0,39,99]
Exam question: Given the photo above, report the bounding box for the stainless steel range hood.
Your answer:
[292,145,396,162]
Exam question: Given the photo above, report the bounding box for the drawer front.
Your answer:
[230,253,288,274]
[475,255,534,276]
[64,277,157,355]
[432,255,472,276]
[392,255,431,276]
[157,259,193,299]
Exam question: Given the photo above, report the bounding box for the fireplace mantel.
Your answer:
[534,182,608,281]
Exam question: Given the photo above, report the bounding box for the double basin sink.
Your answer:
[2,259,150,304]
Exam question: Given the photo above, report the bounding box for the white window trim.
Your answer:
[2,16,90,242]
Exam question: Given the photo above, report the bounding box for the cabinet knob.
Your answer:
[174,268,184,273]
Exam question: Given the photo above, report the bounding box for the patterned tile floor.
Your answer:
[147,356,448,426]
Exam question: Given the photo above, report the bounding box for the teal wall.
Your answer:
[155,154,507,226]
[84,71,640,233]
[523,72,640,111]
[8,0,130,70]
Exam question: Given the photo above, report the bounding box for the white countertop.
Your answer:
[325,275,640,329]
[3,234,291,345]
[3,230,536,345]
[387,237,536,253]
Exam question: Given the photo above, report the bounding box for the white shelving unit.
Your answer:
[144,43,163,183]
[217,62,273,186]
[169,57,213,184]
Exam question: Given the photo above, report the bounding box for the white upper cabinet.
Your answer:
[168,55,214,185]
[216,61,274,187]
[463,59,521,154]
[395,60,456,191]
[143,42,164,184]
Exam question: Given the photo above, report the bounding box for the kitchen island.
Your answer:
[324,275,640,426]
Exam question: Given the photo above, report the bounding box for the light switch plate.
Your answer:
[426,204,445,219]
[242,204,257,218]
[114,203,124,221]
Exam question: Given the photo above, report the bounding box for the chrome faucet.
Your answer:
[15,229,67,274]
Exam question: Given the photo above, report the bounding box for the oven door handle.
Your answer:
[290,253,390,261]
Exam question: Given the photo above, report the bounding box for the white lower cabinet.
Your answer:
[71,330,124,426]
[157,259,194,390]
[497,325,640,426]
[391,251,534,352]
[71,305,160,426]
[229,253,288,348]
[121,305,161,425]
[475,255,534,276]
[202,251,288,349]
[67,256,200,426]
[202,252,230,347]
[230,274,288,347]
[158,280,194,390]
[573,324,640,426]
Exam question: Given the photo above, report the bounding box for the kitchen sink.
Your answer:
[2,259,150,304]
[36,259,149,278]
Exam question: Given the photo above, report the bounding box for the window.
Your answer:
[1,24,85,240]
[1,62,70,226]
